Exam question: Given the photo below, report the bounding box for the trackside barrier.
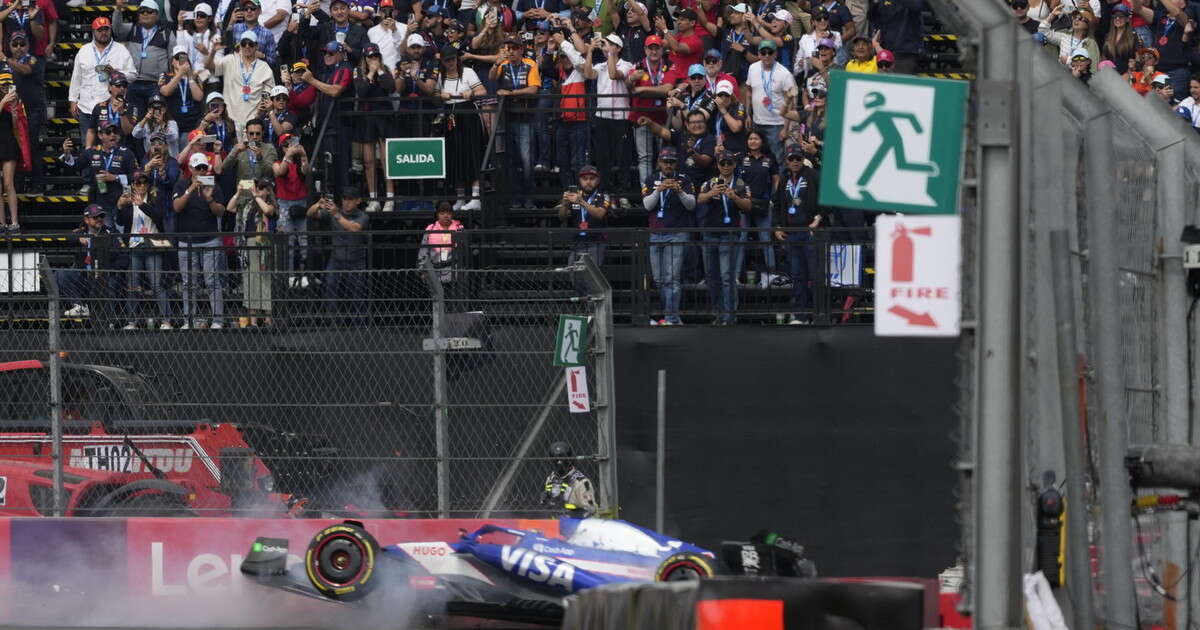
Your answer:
[0,517,556,627]
[562,577,928,630]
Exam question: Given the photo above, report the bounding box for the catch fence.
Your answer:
[0,245,616,520]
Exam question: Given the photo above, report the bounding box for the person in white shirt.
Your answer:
[205,29,276,131]
[1175,77,1200,129]
[367,0,407,71]
[69,16,137,147]
[742,38,796,163]
[174,3,220,82]
[260,0,291,41]
[583,33,635,199]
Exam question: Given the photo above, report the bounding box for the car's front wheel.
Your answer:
[654,552,717,582]
[305,521,380,601]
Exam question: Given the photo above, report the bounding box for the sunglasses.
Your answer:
[877,62,891,68]
[245,130,263,136]
[324,50,339,55]
[758,48,775,54]
[243,4,259,9]
[150,137,167,143]
[272,95,288,100]
[138,9,157,14]
[786,155,803,161]
[717,160,734,166]
[704,57,720,63]
[241,40,258,47]
[193,164,210,170]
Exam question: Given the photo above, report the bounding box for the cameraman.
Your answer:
[306,186,369,308]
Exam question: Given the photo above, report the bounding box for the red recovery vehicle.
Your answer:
[0,359,334,517]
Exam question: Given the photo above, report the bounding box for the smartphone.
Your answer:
[202,134,218,145]
[183,10,194,19]
[567,184,580,193]
[197,175,215,186]
[287,136,300,147]
[249,140,259,149]
[238,179,254,190]
[22,0,30,8]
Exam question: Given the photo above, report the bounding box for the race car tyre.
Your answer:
[106,492,194,517]
[654,552,717,582]
[305,522,379,601]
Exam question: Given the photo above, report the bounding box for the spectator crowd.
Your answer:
[17,0,1193,327]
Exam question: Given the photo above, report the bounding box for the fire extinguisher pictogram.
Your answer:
[890,224,932,283]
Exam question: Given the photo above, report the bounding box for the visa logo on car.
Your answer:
[499,545,576,591]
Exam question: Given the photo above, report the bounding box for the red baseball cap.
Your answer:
[876,49,895,64]
[92,16,112,30]
[645,34,663,47]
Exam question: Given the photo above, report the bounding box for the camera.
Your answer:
[322,192,334,202]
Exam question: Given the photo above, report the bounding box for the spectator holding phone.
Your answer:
[353,42,395,212]
[174,3,219,82]
[272,132,310,286]
[0,0,45,64]
[139,133,181,232]
[116,171,172,329]
[132,94,180,155]
[772,143,820,325]
[0,71,28,233]
[86,71,138,155]
[111,0,175,119]
[69,17,137,151]
[206,30,276,130]
[221,117,277,183]
[697,149,750,324]
[303,0,369,71]
[227,0,279,66]
[159,46,205,135]
[642,146,695,326]
[306,186,370,310]
[559,165,611,267]
[232,176,277,327]
[61,122,137,227]
[172,152,228,329]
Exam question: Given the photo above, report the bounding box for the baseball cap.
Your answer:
[715,149,736,162]
[342,185,362,199]
[83,204,106,218]
[242,0,261,6]
[148,94,166,106]
[704,48,721,60]
[406,33,426,47]
[578,164,599,177]
[239,30,259,44]
[149,130,167,142]
[132,170,150,182]
[877,49,895,64]
[189,152,211,168]
[380,0,394,6]
[715,80,734,95]
[92,16,112,30]
[785,143,804,157]
[108,72,128,86]
[1010,0,1029,6]
[811,6,829,19]
[1137,47,1160,60]
[521,30,534,42]
[205,91,224,104]
[605,33,623,48]
[440,44,460,59]
[1069,47,1091,61]
[277,132,296,147]
[503,36,525,47]
[99,119,121,132]
[363,42,382,56]
[729,2,748,13]
[816,37,837,50]
[193,2,212,14]
[687,63,705,77]
[137,0,159,11]
[645,34,663,47]
[675,8,697,20]
[270,84,289,98]
[172,44,189,58]
[8,31,26,43]
[1151,72,1170,86]
[1111,2,1130,13]
[658,146,678,161]
[446,18,465,31]
[758,39,777,51]
[291,60,309,73]
[323,40,344,52]
[772,8,793,24]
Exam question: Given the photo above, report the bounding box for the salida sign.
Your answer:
[385,137,446,180]
[874,215,961,337]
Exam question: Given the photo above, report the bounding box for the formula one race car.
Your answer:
[240,518,815,625]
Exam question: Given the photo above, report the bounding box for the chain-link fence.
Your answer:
[0,241,615,519]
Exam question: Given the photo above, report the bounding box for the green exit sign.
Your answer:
[385,137,446,180]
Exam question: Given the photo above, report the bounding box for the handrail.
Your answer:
[303,95,343,196]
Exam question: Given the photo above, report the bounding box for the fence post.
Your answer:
[814,230,831,326]
[423,257,450,518]
[40,258,63,517]
[1050,230,1093,630]
[580,253,618,514]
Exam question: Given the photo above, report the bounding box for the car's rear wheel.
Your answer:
[305,522,379,601]
[655,552,717,582]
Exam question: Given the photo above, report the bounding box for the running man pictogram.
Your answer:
[850,92,940,194]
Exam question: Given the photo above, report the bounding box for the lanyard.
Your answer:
[589,0,602,21]
[686,91,704,111]
[214,122,226,144]
[107,101,119,126]
[658,174,670,217]
[786,175,804,199]
[266,116,274,141]
[179,76,190,112]
[760,65,775,111]
[718,178,730,222]
[94,42,112,70]
[506,62,521,88]
[581,190,598,223]
[715,111,723,140]
[141,25,159,58]
[534,0,544,9]
[643,59,663,85]
[14,9,26,29]
[691,135,703,154]
[729,30,744,44]
[102,149,116,173]
[335,23,349,33]
[240,59,257,87]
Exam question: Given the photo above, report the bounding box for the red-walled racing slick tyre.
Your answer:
[305,522,380,601]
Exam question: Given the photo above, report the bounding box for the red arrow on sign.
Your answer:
[572,401,587,410]
[888,304,937,327]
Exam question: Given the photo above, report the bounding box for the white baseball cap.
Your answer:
[407,33,426,47]
[715,80,734,95]
[172,44,189,57]
[1069,46,1091,61]
[189,152,210,168]
[605,33,623,48]
[137,0,159,11]
[729,3,749,13]
[772,8,793,24]
[205,91,224,104]
[239,30,259,43]
[270,85,289,98]
[193,2,212,14]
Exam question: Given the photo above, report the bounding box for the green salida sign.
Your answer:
[386,137,446,180]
